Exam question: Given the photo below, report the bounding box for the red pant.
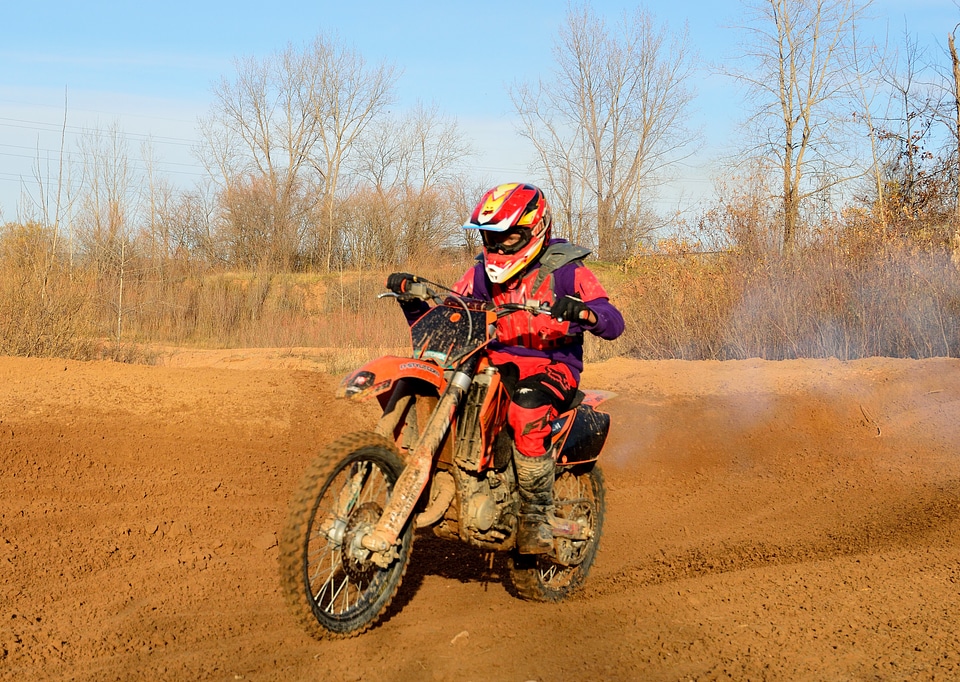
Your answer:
[488,350,578,458]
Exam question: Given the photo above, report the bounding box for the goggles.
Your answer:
[481,227,532,255]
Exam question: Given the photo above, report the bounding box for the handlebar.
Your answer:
[496,300,554,317]
[380,278,552,318]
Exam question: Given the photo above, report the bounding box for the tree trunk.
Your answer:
[950,32,960,236]
[783,140,798,252]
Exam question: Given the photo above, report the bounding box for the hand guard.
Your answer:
[386,272,417,295]
[551,295,592,323]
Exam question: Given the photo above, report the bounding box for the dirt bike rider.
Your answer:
[387,182,624,555]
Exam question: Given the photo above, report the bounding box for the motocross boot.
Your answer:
[515,449,556,555]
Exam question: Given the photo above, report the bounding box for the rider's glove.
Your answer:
[386,272,417,296]
[551,295,593,324]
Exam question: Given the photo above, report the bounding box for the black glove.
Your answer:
[551,295,592,323]
[386,272,417,295]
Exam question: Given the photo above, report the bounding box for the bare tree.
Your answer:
[141,138,172,270]
[308,35,398,269]
[848,19,891,234]
[946,24,960,260]
[511,4,696,261]
[731,0,869,250]
[71,123,142,352]
[878,24,944,223]
[406,102,474,190]
[21,89,77,295]
[351,102,473,262]
[199,31,397,270]
[199,51,317,269]
[75,123,138,275]
[34,92,72,243]
[161,185,218,266]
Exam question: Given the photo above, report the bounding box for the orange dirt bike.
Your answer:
[279,278,615,639]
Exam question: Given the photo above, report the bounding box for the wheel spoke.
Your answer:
[322,574,351,613]
[335,462,370,517]
[308,535,336,562]
[539,563,559,583]
[554,496,590,509]
[341,576,359,613]
[359,471,387,506]
[308,546,340,594]
[311,545,342,605]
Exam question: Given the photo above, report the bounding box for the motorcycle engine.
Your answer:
[464,491,498,531]
[454,467,518,548]
[430,372,520,548]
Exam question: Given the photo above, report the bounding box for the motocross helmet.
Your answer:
[463,182,552,284]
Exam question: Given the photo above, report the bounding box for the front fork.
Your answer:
[359,369,473,563]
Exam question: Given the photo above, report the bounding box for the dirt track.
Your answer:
[2,352,960,681]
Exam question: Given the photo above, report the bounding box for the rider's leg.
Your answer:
[502,359,578,555]
[514,445,556,554]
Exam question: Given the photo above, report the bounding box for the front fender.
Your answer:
[337,355,445,401]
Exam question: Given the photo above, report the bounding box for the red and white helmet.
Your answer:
[463,183,552,284]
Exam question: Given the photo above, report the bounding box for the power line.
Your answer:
[0,116,200,148]
[0,141,204,171]
[0,152,206,181]
[0,111,208,184]
[0,96,200,127]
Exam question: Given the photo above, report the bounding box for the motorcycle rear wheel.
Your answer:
[508,463,605,602]
[279,431,413,639]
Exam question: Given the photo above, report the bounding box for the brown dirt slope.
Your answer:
[2,353,959,681]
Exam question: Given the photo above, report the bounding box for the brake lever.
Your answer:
[378,282,437,303]
[495,300,553,318]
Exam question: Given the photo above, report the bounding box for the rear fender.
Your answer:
[337,355,445,403]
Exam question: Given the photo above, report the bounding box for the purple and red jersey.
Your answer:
[450,239,624,384]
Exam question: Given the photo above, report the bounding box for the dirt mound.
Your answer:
[2,352,959,680]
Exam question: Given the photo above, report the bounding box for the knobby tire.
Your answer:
[279,431,413,639]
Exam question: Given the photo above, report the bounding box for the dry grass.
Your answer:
[2,227,959,364]
[599,244,960,360]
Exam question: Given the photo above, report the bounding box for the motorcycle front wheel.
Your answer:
[508,463,606,602]
[279,431,413,639]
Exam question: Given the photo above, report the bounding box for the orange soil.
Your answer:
[2,352,959,681]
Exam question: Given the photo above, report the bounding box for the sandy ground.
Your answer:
[2,350,960,681]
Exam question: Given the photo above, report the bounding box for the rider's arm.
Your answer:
[397,298,429,325]
[395,265,479,326]
[568,266,625,340]
[386,273,429,325]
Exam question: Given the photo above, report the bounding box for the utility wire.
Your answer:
[0,116,199,148]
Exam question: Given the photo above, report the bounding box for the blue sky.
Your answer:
[1,0,957,220]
